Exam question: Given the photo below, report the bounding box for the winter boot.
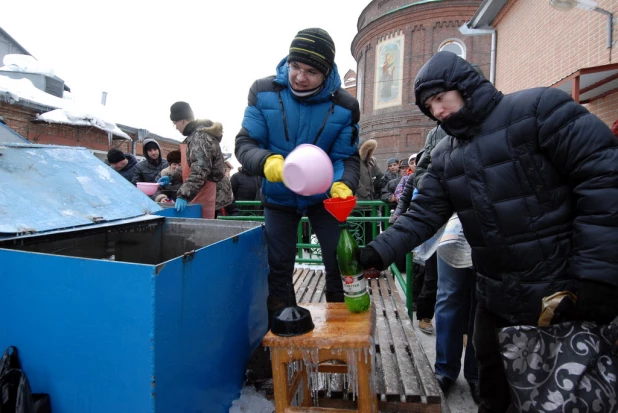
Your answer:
[267,295,289,330]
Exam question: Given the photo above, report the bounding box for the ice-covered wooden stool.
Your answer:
[262,303,377,413]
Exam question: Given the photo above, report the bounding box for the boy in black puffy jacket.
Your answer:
[361,51,618,412]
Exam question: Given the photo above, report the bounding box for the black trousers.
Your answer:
[412,262,425,303]
[264,204,343,302]
[473,302,513,413]
[416,252,437,320]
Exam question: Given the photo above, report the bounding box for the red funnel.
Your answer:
[324,196,357,222]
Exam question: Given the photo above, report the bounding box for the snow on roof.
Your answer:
[0,54,130,140]
[37,109,130,140]
[2,54,56,77]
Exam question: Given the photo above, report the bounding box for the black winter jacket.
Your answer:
[413,126,448,188]
[131,139,168,184]
[370,51,618,324]
[231,167,261,201]
[116,153,138,182]
[380,176,400,212]
[392,126,448,219]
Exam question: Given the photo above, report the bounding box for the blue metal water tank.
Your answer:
[0,144,269,412]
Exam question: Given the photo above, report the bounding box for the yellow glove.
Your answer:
[330,182,353,199]
[263,155,284,182]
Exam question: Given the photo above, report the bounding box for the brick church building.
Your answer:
[351,0,490,166]
[349,0,617,167]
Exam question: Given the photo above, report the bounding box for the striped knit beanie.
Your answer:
[288,28,335,76]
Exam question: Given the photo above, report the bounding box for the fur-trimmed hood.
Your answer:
[359,139,377,162]
[183,119,223,142]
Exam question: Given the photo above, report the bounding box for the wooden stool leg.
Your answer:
[355,349,376,413]
[270,349,291,413]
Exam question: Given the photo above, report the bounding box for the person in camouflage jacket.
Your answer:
[167,102,231,213]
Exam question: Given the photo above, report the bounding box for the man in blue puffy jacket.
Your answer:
[235,28,360,322]
[360,51,618,412]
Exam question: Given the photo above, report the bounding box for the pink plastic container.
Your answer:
[283,144,334,196]
[136,182,159,196]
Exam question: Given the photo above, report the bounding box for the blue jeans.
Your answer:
[434,256,478,383]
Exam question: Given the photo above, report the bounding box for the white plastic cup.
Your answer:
[283,144,334,196]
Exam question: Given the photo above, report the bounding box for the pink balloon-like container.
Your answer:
[136,182,160,195]
[283,144,334,196]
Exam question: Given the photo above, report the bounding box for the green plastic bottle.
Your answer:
[336,223,371,313]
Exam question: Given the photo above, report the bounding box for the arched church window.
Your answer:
[438,39,466,59]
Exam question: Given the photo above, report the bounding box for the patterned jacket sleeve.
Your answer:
[176,132,221,201]
[393,174,415,218]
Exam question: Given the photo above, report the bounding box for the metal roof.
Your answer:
[551,63,618,104]
[468,0,508,28]
[0,26,31,56]
[0,121,29,143]
[0,143,161,237]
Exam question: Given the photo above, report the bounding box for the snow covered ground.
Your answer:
[229,386,274,413]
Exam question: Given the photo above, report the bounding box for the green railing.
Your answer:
[219,200,415,317]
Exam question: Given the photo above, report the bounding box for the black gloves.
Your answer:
[574,280,618,325]
[360,246,385,271]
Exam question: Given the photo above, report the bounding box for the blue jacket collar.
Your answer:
[273,56,342,102]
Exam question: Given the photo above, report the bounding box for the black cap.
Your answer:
[418,86,447,107]
[144,141,158,152]
[170,101,194,122]
[288,28,335,76]
[107,148,125,164]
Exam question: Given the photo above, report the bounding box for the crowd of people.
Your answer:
[105,101,248,218]
[102,28,618,413]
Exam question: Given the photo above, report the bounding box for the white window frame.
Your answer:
[438,39,466,59]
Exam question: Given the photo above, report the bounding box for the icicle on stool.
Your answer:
[262,303,377,413]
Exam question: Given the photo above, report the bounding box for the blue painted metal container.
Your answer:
[155,203,203,218]
[0,144,269,413]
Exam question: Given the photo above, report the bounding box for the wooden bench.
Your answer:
[291,268,445,412]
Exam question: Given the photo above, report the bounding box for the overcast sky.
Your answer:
[1,1,370,158]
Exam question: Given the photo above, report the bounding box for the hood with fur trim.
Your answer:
[359,139,377,162]
[183,120,223,142]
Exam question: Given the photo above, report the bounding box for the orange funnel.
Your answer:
[324,196,357,222]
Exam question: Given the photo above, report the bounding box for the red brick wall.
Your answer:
[1,101,180,157]
[493,0,618,127]
[345,85,357,98]
[586,92,618,126]
[353,0,487,166]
